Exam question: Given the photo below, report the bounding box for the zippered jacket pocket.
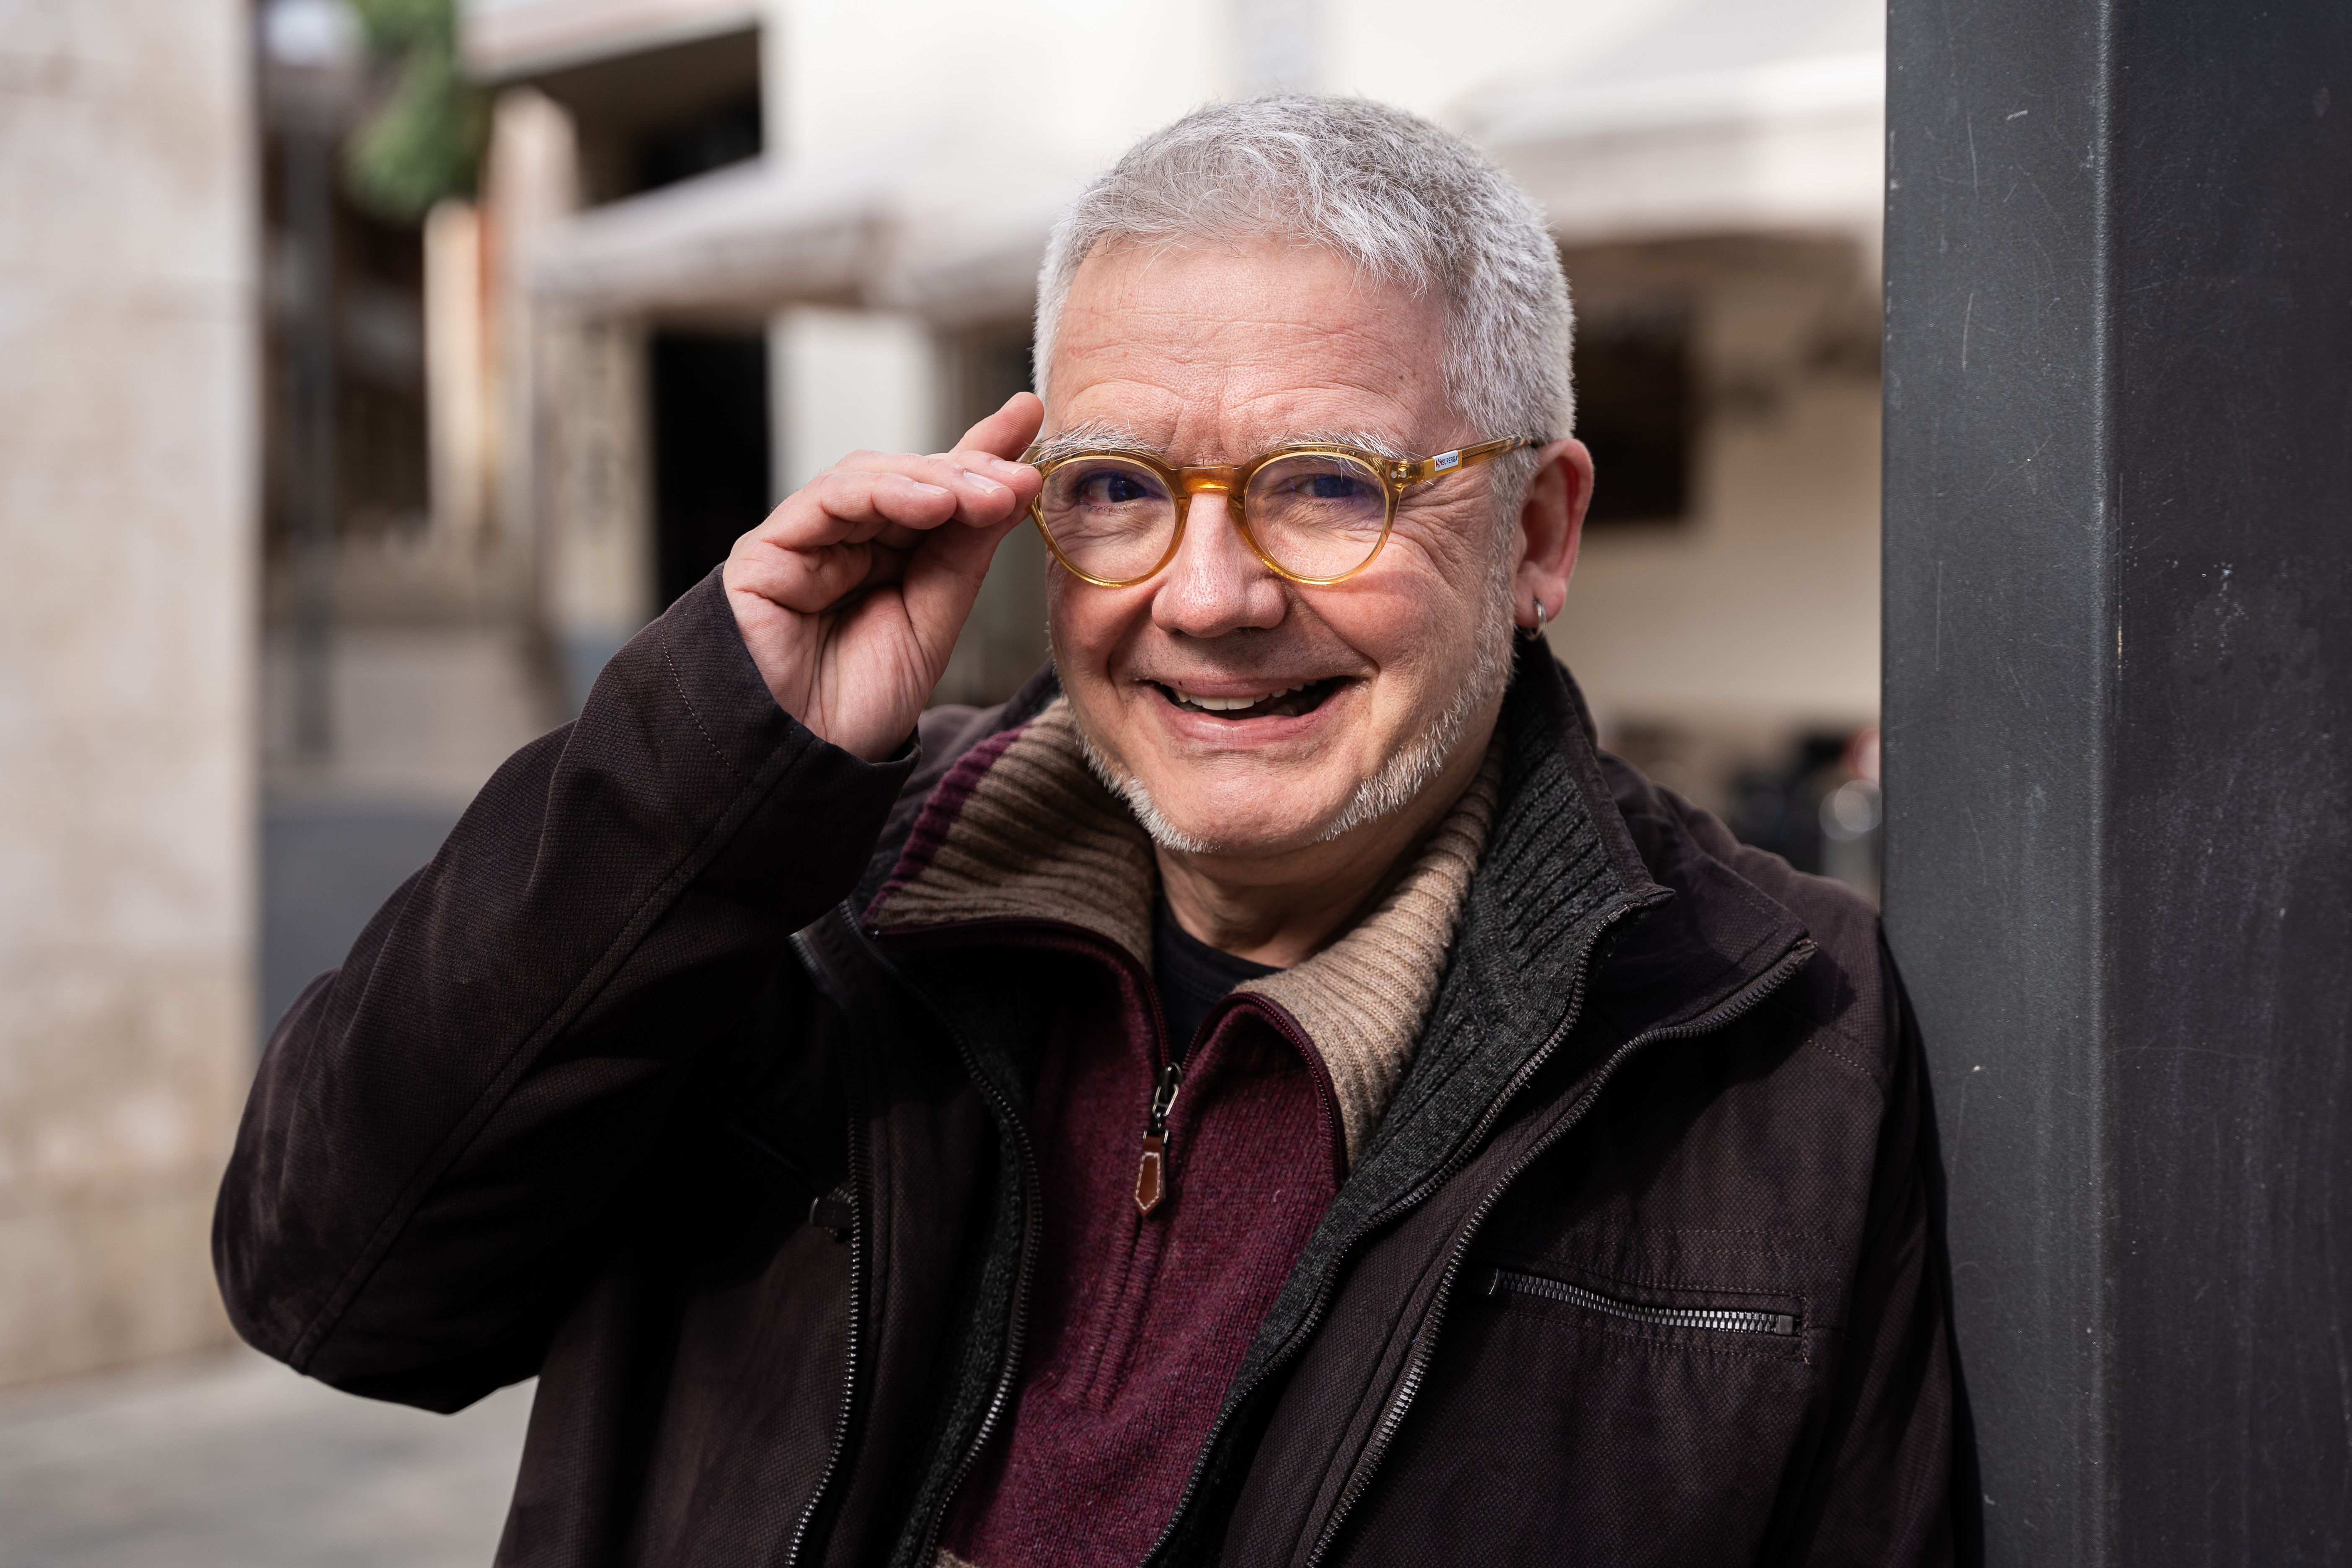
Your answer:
[1484,1266,1797,1337]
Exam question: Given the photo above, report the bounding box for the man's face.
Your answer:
[1044,241,1516,857]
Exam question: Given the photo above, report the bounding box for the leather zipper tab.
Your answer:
[1136,1060,1183,1216]
[1135,1131,1168,1214]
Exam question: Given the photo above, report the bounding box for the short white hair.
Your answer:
[1034,94,1574,449]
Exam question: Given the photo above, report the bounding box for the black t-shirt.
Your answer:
[1153,899,1281,1051]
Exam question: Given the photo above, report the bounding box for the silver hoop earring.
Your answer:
[1519,598,1550,642]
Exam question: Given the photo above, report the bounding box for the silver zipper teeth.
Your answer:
[1487,1268,1796,1336]
[782,922,871,1568]
[850,913,1046,1568]
[782,1116,865,1567]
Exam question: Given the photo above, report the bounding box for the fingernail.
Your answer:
[984,455,1026,476]
[961,469,1007,495]
[910,480,951,497]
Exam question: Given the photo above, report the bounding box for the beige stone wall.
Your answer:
[0,0,256,1385]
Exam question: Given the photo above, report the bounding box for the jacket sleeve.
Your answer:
[1777,941,1967,1567]
[213,571,918,1411]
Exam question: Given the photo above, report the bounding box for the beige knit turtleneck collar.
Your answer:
[867,699,1502,1163]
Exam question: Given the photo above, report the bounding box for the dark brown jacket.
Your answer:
[215,572,1963,1566]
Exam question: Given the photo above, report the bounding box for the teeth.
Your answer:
[1173,682,1310,712]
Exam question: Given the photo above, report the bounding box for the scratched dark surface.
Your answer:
[1883,2,2352,1563]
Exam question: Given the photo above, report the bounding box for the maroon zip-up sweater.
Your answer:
[863,707,1501,1567]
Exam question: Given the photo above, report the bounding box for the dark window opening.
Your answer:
[652,331,770,608]
[639,90,762,193]
[957,333,1035,431]
[531,27,764,206]
[1574,305,1693,524]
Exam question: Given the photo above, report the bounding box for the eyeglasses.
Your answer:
[1019,435,1541,588]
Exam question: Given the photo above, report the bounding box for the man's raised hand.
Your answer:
[722,392,1045,761]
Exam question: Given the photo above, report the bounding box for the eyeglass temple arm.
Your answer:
[1398,435,1547,486]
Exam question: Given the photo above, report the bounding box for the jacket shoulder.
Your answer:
[1599,752,1897,1092]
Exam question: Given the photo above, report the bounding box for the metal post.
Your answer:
[260,0,361,760]
[285,125,336,757]
[1883,1,2352,1561]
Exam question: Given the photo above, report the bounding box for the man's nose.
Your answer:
[1150,493,1289,637]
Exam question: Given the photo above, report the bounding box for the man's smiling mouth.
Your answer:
[1150,678,1348,720]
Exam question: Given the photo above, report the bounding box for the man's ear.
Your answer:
[1513,437,1593,630]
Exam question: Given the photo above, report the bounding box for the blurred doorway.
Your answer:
[652,330,771,608]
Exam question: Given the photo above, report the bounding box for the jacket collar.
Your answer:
[859,643,1814,1164]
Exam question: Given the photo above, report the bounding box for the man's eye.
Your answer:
[1300,473,1374,501]
[1080,473,1155,505]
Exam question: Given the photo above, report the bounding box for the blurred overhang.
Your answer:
[526,137,1093,329]
[465,0,757,84]
[463,0,761,193]
[1455,0,1884,246]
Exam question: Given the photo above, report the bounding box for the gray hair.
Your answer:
[1034,95,1574,454]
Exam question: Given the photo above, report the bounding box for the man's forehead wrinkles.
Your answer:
[1050,258,1448,467]
[1036,416,1413,467]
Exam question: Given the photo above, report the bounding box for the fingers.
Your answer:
[726,402,1047,621]
[739,466,975,559]
[830,446,1035,530]
[836,451,1020,520]
[957,390,1046,463]
[726,532,879,614]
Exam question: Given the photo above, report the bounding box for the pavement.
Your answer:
[0,1349,532,1568]
[261,801,468,1034]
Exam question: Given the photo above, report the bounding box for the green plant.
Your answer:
[342,0,487,220]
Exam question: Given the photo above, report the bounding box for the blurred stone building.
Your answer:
[0,0,1885,1391]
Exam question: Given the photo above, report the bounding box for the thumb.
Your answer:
[898,505,1025,669]
[957,390,1045,462]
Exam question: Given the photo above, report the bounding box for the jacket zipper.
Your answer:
[850,908,1194,1563]
[1136,897,1657,1568]
[1483,1267,1796,1336]
[1299,941,1816,1566]
[781,1103,867,1568]
[844,910,1051,1568]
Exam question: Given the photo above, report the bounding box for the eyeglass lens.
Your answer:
[1036,453,1390,583]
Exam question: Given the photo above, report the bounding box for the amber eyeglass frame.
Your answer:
[1019,435,1542,589]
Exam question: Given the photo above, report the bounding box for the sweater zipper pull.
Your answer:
[1135,1059,1183,1217]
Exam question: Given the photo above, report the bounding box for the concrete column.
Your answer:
[0,0,257,1384]
[540,314,650,711]
[424,199,489,550]
[1883,0,2352,1559]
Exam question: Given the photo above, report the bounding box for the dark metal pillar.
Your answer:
[1884,2,2352,1562]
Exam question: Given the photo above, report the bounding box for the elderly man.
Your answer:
[217,98,1959,1566]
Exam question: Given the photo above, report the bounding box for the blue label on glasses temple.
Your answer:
[1432,450,1461,472]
